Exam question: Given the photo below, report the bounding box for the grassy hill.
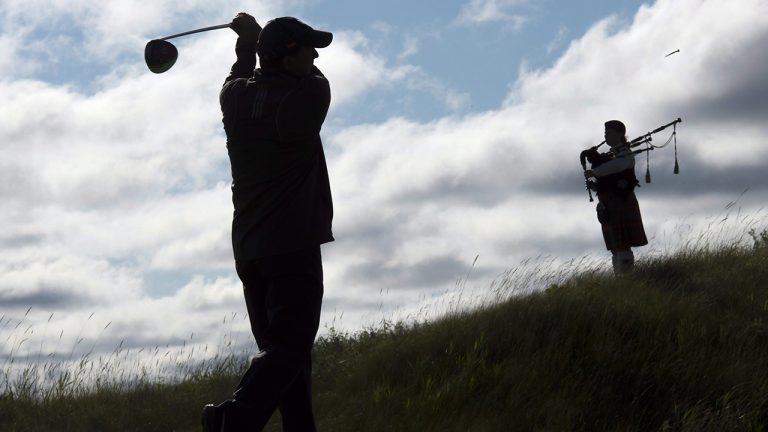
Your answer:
[3,234,768,431]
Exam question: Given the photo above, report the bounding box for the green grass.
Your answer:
[3,232,768,431]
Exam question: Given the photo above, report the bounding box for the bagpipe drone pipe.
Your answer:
[580,118,682,202]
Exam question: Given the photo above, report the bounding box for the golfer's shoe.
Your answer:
[201,402,225,432]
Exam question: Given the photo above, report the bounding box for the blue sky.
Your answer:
[2,0,768,384]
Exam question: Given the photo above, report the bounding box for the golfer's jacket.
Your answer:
[220,38,334,260]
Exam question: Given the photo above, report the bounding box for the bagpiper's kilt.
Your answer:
[597,190,648,251]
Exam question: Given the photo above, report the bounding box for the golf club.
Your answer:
[145,23,231,74]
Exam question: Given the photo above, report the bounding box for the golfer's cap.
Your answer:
[604,120,626,135]
[257,17,333,58]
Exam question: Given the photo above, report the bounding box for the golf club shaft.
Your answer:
[160,23,231,41]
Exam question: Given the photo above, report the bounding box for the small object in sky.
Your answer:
[665,49,680,57]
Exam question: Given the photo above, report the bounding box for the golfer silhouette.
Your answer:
[202,12,334,432]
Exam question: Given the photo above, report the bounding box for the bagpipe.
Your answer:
[580,118,682,202]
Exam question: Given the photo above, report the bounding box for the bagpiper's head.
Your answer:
[604,120,627,148]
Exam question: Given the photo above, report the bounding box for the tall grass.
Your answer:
[2,223,768,431]
[0,311,254,431]
[305,230,768,431]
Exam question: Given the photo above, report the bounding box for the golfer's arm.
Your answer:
[223,38,257,84]
[220,38,257,123]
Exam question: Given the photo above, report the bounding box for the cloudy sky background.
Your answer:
[2,0,768,379]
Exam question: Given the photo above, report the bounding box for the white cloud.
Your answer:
[456,0,529,28]
[317,30,416,108]
[316,30,469,113]
[175,275,243,310]
[546,26,568,55]
[0,249,145,310]
[0,31,31,76]
[399,35,420,60]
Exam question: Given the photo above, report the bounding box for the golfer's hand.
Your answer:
[584,170,595,178]
[231,12,262,43]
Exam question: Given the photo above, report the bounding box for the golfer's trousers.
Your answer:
[229,246,324,432]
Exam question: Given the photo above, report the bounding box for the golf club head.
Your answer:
[145,39,178,74]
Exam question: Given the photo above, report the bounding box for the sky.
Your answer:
[2,0,768,381]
